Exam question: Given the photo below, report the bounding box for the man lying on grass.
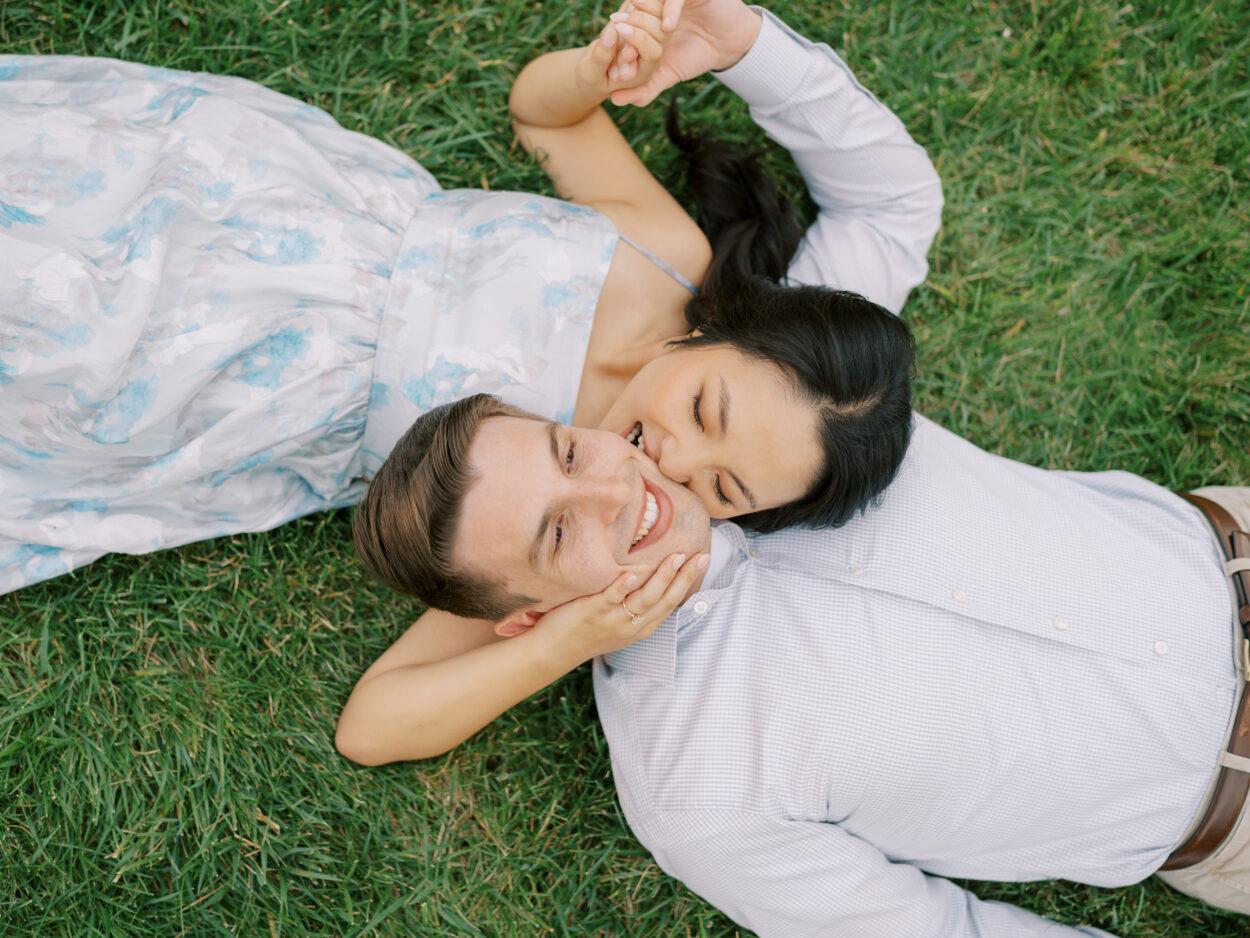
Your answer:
[337,2,1250,935]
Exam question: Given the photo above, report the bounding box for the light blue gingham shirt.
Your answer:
[592,11,1238,937]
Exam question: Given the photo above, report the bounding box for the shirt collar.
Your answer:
[600,523,746,684]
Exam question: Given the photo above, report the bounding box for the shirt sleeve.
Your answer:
[649,811,1119,938]
[714,7,944,314]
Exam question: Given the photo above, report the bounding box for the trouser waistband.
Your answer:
[1160,492,1250,870]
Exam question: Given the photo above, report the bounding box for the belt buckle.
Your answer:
[1242,638,1250,678]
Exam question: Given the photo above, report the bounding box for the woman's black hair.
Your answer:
[666,101,915,533]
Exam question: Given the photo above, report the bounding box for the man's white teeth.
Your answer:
[626,423,645,450]
[632,491,658,546]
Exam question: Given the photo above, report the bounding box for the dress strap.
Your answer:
[618,233,698,296]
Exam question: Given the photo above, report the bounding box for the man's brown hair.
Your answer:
[352,393,538,620]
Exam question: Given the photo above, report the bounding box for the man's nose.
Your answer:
[575,471,634,524]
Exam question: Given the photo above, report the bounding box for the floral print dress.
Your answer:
[0,56,618,594]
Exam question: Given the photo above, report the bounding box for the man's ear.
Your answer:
[495,609,542,638]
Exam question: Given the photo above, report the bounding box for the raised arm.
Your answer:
[611,1,943,314]
[507,4,710,289]
[714,8,943,313]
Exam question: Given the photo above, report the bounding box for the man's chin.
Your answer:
[665,484,712,541]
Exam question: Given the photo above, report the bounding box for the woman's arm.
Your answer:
[335,608,581,764]
[508,4,712,428]
[336,552,707,765]
[508,5,711,295]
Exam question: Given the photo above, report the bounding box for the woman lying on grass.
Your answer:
[337,0,944,764]
[1,1,938,624]
[1,0,938,596]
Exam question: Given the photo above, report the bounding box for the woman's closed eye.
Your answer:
[691,392,733,507]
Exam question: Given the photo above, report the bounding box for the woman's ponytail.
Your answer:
[666,99,804,311]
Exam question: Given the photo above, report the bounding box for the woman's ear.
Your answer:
[495,609,542,638]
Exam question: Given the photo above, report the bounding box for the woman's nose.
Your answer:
[658,434,694,484]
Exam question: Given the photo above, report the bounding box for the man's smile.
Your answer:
[628,475,673,554]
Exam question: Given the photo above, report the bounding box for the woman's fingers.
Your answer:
[624,551,707,616]
[625,552,687,610]
[606,26,663,83]
[620,552,709,641]
[603,0,669,89]
[592,23,621,65]
[654,552,710,612]
[602,570,641,606]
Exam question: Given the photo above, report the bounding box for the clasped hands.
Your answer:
[576,0,763,107]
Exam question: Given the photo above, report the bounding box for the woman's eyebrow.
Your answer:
[729,470,758,509]
[716,380,758,508]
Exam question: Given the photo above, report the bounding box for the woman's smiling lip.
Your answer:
[628,475,672,553]
[620,421,659,463]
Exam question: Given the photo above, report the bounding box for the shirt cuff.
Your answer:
[713,7,813,108]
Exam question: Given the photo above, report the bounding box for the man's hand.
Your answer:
[608,0,764,107]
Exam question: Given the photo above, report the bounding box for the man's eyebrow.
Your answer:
[527,423,562,570]
[719,378,757,509]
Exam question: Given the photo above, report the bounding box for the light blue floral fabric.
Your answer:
[0,56,618,594]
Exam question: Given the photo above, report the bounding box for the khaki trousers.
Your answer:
[1156,487,1250,913]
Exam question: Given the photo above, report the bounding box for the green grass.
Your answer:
[2,0,1248,934]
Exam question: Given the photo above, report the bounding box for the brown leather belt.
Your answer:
[1159,493,1250,870]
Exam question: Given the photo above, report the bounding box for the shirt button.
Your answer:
[1054,616,1070,631]
[748,548,760,559]
[951,589,968,604]
[849,564,864,577]
[693,600,709,615]
[1154,641,1169,656]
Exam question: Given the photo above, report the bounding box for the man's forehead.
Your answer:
[470,414,552,468]
[458,415,555,559]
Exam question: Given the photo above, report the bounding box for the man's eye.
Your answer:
[565,441,575,470]
[691,392,705,431]
[713,476,732,507]
[554,520,563,550]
